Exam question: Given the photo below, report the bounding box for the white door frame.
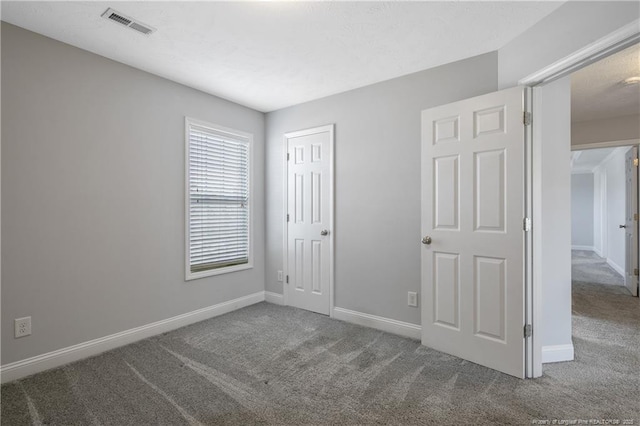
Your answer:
[520,19,639,378]
[523,89,534,378]
[282,124,335,317]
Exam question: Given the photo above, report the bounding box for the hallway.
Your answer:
[571,249,628,292]
[549,250,640,419]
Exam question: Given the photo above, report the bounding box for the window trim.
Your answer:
[184,117,254,281]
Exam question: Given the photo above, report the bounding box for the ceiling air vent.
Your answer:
[101,8,156,36]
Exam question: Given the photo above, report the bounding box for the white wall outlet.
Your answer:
[15,317,32,338]
[277,270,283,282]
[408,292,418,307]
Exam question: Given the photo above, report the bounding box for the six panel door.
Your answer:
[286,126,333,315]
[421,87,527,378]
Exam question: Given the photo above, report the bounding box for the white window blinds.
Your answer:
[187,120,251,276]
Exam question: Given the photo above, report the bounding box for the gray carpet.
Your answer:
[2,287,639,424]
[571,250,626,288]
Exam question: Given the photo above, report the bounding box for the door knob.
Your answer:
[422,236,432,245]
[620,224,627,229]
[320,230,329,236]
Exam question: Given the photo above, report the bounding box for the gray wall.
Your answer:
[265,53,498,325]
[498,1,640,89]
[1,23,265,365]
[571,173,594,247]
[573,115,640,147]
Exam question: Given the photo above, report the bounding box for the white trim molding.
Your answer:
[571,245,594,251]
[571,169,594,175]
[332,307,421,340]
[264,291,284,305]
[541,344,575,363]
[606,258,625,276]
[0,291,266,384]
[519,19,639,86]
[593,246,604,258]
[572,139,640,152]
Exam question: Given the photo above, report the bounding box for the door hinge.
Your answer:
[287,214,290,222]
[523,217,531,232]
[634,269,639,276]
[287,153,290,161]
[635,213,639,221]
[634,158,639,167]
[523,112,532,126]
[286,275,289,284]
[524,324,532,338]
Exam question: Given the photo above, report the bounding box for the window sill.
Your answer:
[185,262,253,281]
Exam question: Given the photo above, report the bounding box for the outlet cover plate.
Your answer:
[408,292,418,307]
[15,317,32,338]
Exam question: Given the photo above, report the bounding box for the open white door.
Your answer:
[624,146,638,297]
[284,125,334,315]
[421,87,529,378]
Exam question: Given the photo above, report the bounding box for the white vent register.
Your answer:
[101,8,156,35]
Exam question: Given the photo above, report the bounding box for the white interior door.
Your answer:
[285,125,334,315]
[624,146,638,296]
[421,87,528,378]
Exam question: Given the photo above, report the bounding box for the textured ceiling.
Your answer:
[2,1,564,112]
[572,43,640,123]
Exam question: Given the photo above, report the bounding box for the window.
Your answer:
[185,118,252,280]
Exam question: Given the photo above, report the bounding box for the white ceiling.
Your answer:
[2,1,564,112]
[571,43,640,123]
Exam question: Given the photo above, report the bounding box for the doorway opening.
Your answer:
[520,19,638,378]
[571,145,639,297]
[563,41,640,377]
[569,42,640,298]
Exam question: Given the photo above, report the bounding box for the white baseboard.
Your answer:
[332,307,421,340]
[0,291,266,384]
[606,258,625,276]
[542,344,574,363]
[571,245,594,251]
[264,291,284,305]
[593,246,604,258]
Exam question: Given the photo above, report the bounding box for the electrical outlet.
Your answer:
[408,292,418,307]
[15,317,31,338]
[277,270,283,282]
